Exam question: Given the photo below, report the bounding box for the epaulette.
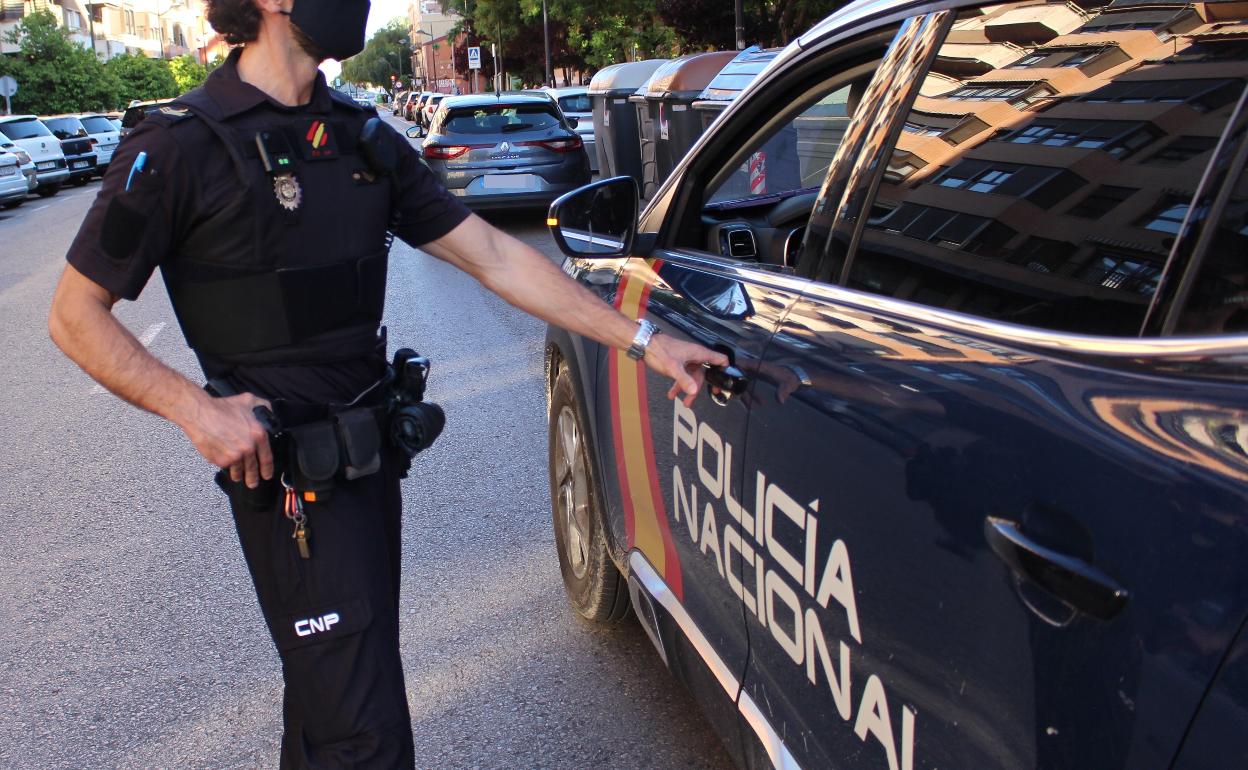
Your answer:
[140,103,197,130]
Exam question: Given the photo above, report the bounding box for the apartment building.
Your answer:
[408,0,471,93]
[0,0,228,63]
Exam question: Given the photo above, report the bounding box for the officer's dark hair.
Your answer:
[206,0,261,45]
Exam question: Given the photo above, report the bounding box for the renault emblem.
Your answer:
[500,141,510,152]
[273,173,302,212]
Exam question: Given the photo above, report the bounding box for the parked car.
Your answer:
[413,92,590,211]
[40,115,98,185]
[0,148,29,208]
[119,99,175,138]
[403,91,425,122]
[71,113,121,174]
[419,93,445,129]
[0,142,38,201]
[542,0,1248,768]
[542,87,597,173]
[392,90,409,115]
[0,115,69,197]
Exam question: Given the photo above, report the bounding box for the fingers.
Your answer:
[256,433,274,482]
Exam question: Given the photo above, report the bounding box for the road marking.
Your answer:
[31,205,48,212]
[91,322,166,394]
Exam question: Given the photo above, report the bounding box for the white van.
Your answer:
[0,115,70,197]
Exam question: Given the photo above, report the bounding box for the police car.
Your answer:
[542,0,1248,767]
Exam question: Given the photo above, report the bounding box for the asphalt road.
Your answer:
[0,118,733,769]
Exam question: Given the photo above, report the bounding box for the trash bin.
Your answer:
[588,60,668,190]
[690,46,801,201]
[628,51,735,199]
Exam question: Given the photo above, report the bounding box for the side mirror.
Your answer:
[405,125,422,139]
[547,176,638,258]
[566,116,579,129]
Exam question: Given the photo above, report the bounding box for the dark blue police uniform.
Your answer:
[65,49,471,767]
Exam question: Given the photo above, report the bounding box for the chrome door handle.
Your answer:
[704,365,748,402]
[985,516,1129,621]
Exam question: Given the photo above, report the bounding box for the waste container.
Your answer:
[628,51,735,199]
[690,46,801,202]
[588,60,668,189]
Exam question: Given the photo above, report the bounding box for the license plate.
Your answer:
[0,166,14,177]
[72,161,88,169]
[482,174,535,190]
[36,161,55,171]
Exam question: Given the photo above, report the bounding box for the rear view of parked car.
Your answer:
[73,114,120,174]
[40,116,97,185]
[420,93,445,129]
[0,142,37,203]
[417,93,590,211]
[544,87,597,173]
[0,115,68,197]
[0,148,28,207]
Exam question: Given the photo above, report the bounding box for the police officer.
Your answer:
[47,0,726,766]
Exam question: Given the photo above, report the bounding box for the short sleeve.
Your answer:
[390,127,471,247]
[66,119,190,301]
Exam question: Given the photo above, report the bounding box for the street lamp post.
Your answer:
[413,28,432,90]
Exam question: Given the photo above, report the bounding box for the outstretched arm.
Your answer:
[419,214,728,404]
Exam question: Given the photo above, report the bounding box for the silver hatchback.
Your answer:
[415,94,590,211]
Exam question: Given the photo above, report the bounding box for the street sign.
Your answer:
[468,46,481,70]
[0,76,15,116]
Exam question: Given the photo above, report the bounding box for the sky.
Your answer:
[319,1,412,85]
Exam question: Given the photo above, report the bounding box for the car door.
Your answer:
[743,4,1248,769]
[580,17,910,768]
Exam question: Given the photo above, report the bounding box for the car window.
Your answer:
[443,105,560,135]
[120,107,146,129]
[1172,160,1248,335]
[0,119,53,140]
[558,93,591,113]
[79,116,115,134]
[706,85,856,205]
[42,117,87,139]
[844,1,1248,337]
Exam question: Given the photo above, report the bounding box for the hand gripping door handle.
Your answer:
[984,516,1129,621]
[704,364,749,405]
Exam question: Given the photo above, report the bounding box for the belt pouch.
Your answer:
[287,421,340,493]
[336,407,382,480]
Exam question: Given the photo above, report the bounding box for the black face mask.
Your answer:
[284,0,371,61]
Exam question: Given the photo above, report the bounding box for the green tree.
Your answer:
[169,54,207,94]
[0,10,120,114]
[106,53,178,103]
[341,19,413,93]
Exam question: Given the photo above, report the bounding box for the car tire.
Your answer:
[36,183,60,198]
[549,361,630,623]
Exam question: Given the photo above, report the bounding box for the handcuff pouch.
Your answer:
[335,408,382,480]
[287,421,340,493]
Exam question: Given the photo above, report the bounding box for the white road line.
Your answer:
[90,322,166,394]
[31,205,48,212]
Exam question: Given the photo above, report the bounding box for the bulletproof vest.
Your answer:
[154,89,394,366]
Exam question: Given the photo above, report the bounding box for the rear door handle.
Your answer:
[984,516,1128,620]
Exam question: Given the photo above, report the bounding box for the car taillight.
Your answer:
[520,136,583,153]
[423,144,484,160]
[89,138,99,145]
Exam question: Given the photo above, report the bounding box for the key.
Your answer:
[294,521,311,560]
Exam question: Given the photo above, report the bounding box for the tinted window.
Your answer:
[42,117,87,139]
[1174,164,1248,335]
[0,118,53,140]
[442,104,560,135]
[558,93,591,113]
[846,1,1247,337]
[79,116,115,134]
[120,107,146,129]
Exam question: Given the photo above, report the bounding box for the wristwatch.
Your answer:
[626,319,660,361]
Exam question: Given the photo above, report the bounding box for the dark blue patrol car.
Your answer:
[543,0,1248,767]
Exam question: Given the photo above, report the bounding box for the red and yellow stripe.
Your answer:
[306,121,328,149]
[609,259,684,601]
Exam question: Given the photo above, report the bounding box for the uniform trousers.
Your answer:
[219,448,415,769]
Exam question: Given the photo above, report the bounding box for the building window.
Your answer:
[173,23,186,48]
[64,9,82,29]
[1009,53,1046,69]
[1000,119,1159,159]
[1166,40,1248,63]
[1078,79,1242,112]
[125,10,136,35]
[1068,186,1136,218]
[1138,195,1192,234]
[1077,253,1162,295]
[902,121,944,136]
[876,203,991,249]
[1143,135,1219,166]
